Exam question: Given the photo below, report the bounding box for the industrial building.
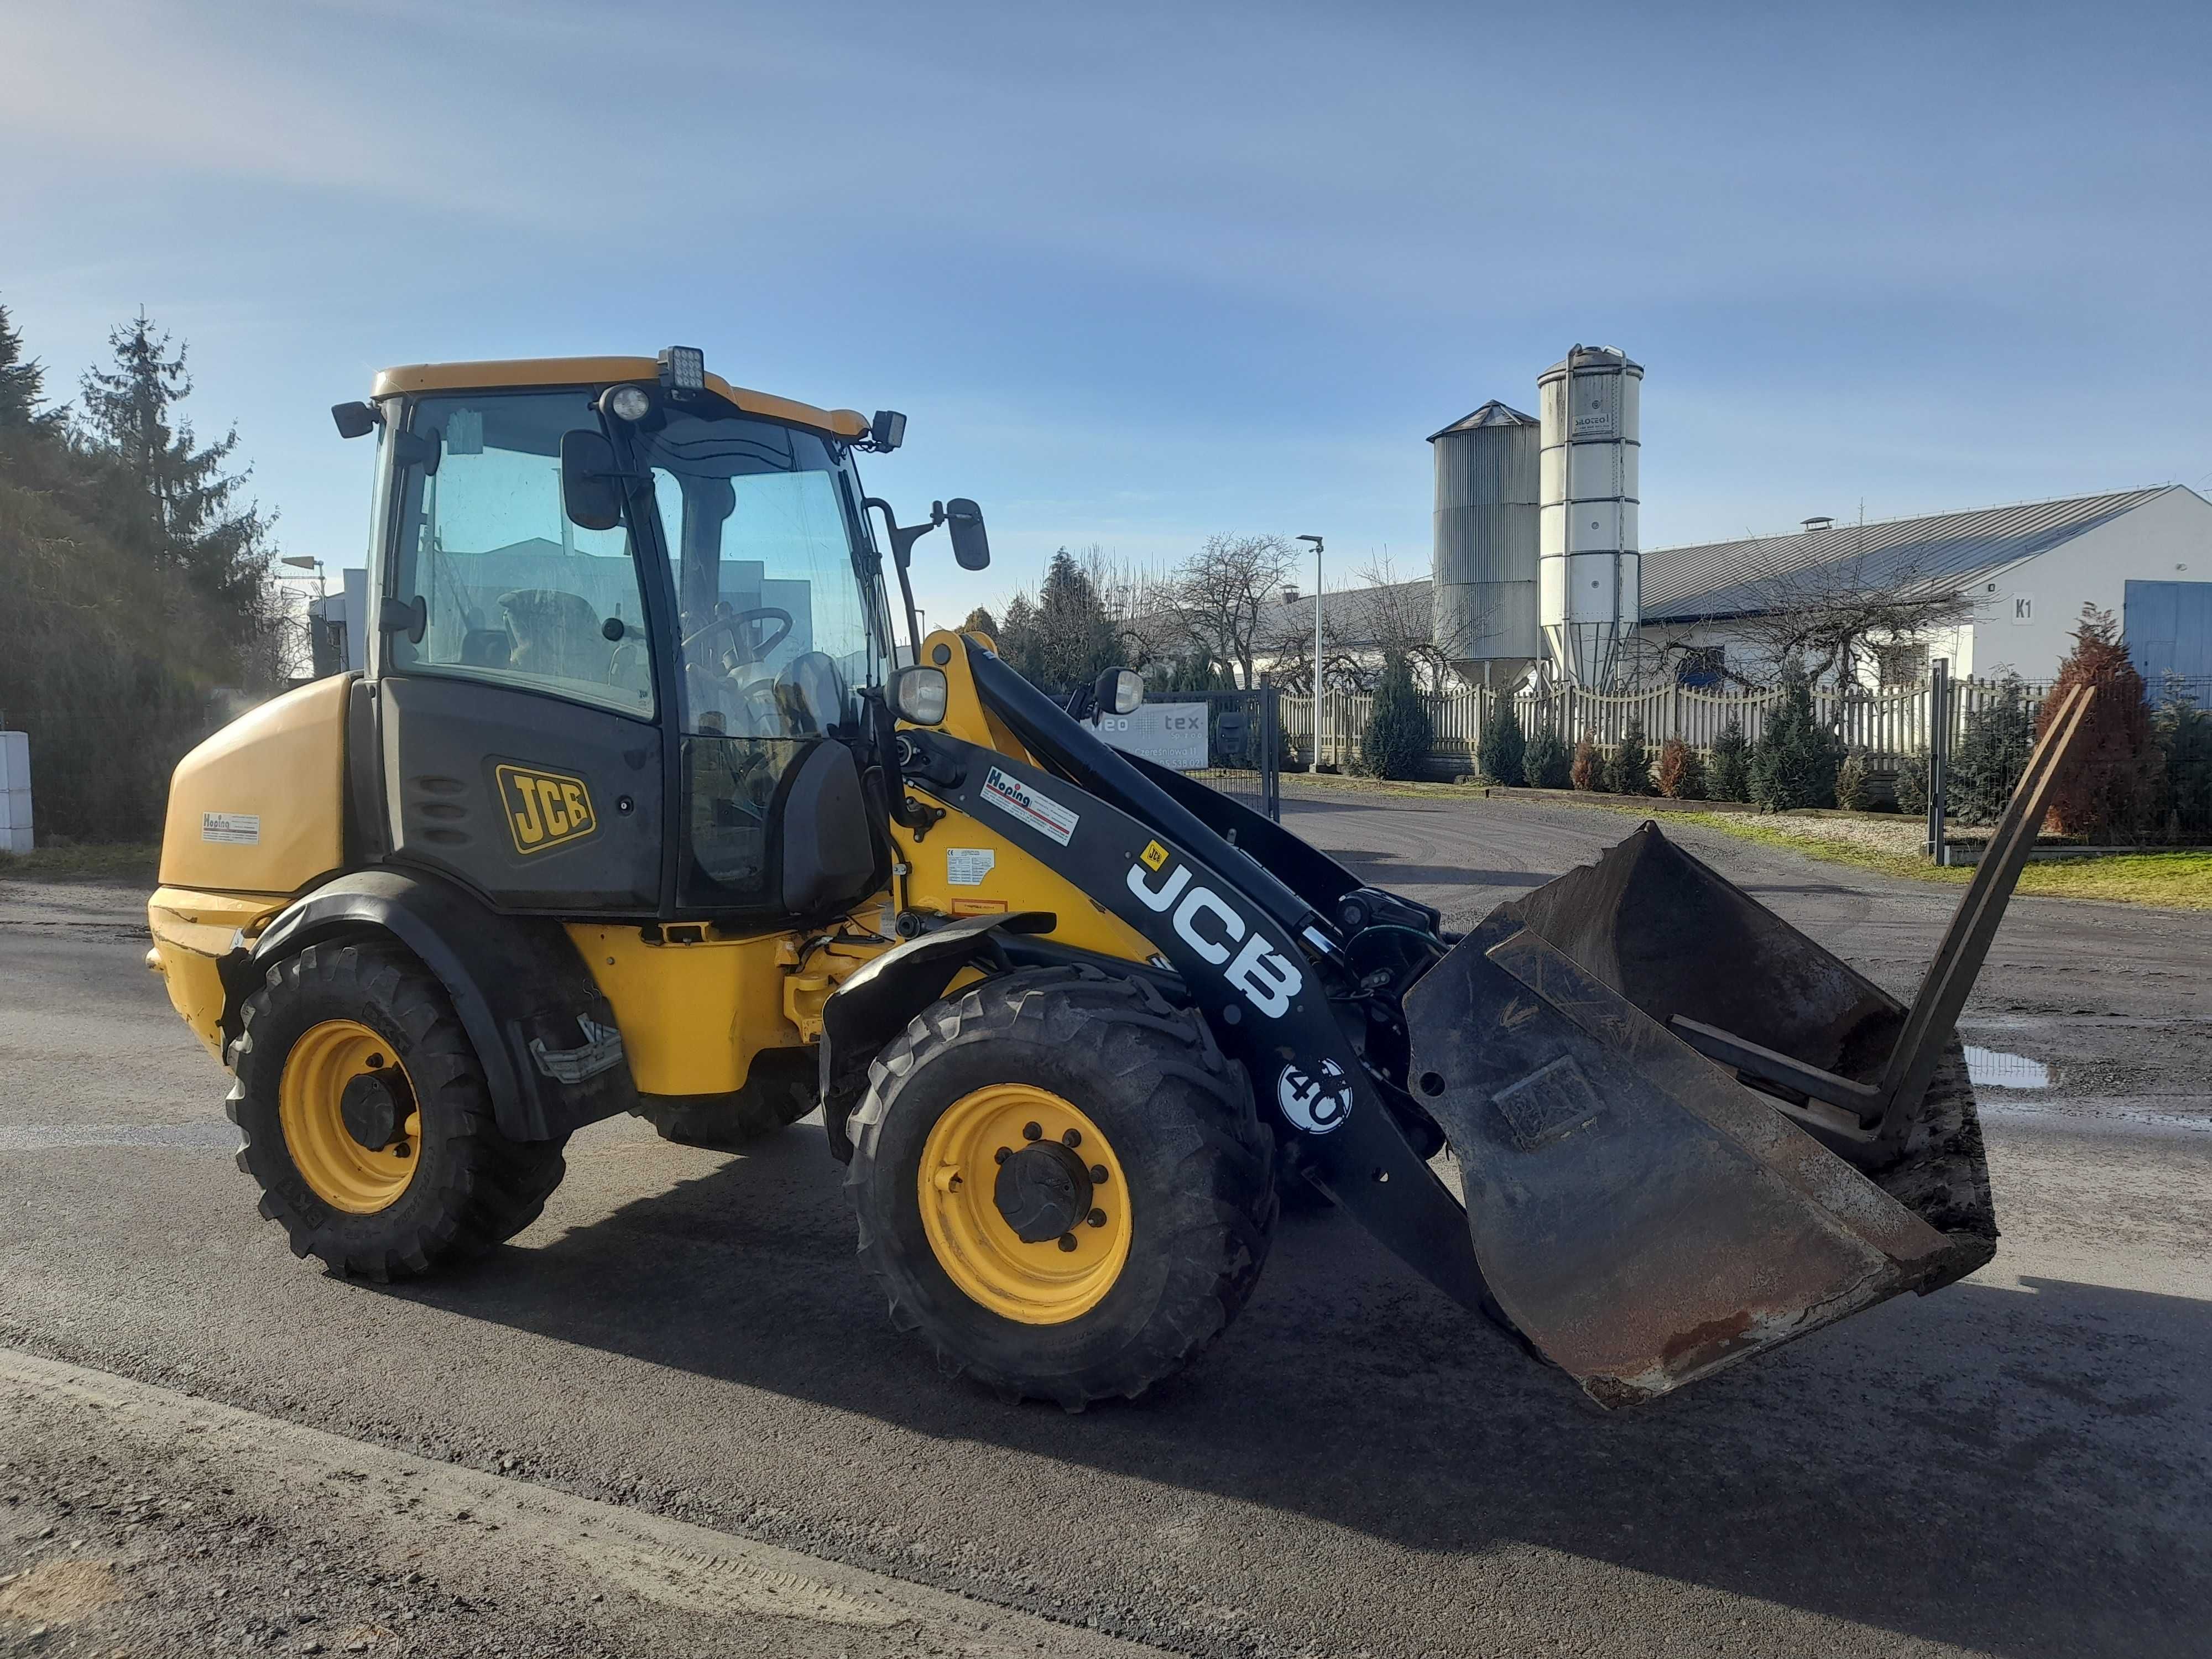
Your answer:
[1405,342,2211,691]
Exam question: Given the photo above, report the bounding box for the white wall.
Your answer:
[1634,488,2212,686]
[1964,487,2211,679]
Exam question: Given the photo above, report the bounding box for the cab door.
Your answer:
[373,389,669,915]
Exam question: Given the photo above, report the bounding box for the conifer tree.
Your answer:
[1750,662,1844,810]
[1708,717,1751,801]
[1605,717,1652,795]
[1477,696,1526,786]
[1360,651,1432,779]
[77,310,274,633]
[2038,604,2160,838]
[0,301,62,434]
[1525,726,1571,789]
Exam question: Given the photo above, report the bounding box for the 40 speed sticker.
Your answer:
[1277,1059,1354,1134]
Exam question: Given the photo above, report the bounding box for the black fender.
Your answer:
[247,868,638,1142]
[816,911,1057,1160]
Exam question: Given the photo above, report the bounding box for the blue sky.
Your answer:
[6,0,2208,625]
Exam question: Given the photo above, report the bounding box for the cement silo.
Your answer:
[1538,345,1642,686]
[1428,401,1540,688]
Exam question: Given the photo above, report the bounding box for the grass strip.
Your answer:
[0,842,162,884]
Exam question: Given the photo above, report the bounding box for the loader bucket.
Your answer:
[1404,824,1999,1407]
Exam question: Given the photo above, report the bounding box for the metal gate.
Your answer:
[1130,688,1281,823]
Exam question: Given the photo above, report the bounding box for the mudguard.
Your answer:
[248,868,638,1142]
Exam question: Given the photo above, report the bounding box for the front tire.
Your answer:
[846,965,1275,1408]
[231,941,568,1281]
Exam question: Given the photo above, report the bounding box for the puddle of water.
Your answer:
[1965,1046,2051,1089]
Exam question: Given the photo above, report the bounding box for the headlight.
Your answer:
[894,666,950,726]
[608,385,651,422]
[657,345,706,392]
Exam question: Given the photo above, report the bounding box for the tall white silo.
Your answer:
[1538,345,1643,686]
[1428,401,1540,687]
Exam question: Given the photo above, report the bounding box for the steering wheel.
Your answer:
[683,606,794,670]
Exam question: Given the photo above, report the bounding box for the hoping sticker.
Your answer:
[979,767,1080,846]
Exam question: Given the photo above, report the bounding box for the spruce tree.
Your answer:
[1708,717,1751,801]
[1524,726,1571,789]
[959,606,1000,639]
[0,301,62,434]
[2152,684,2212,838]
[1360,651,1432,779]
[1605,717,1652,795]
[1950,676,2036,824]
[1477,696,1526,786]
[77,310,274,633]
[1750,663,1844,810]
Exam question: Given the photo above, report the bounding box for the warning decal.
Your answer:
[947,848,996,886]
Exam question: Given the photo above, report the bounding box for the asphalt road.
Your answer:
[3,795,2209,1658]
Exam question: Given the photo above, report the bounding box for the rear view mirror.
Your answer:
[942,498,990,571]
[331,401,377,440]
[1093,667,1144,717]
[560,429,624,532]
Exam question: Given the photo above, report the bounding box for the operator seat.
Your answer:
[775,651,851,737]
[499,589,614,685]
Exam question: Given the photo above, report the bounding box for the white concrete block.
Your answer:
[0,731,28,791]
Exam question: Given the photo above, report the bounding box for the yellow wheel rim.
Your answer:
[278,1019,421,1214]
[917,1084,1133,1325]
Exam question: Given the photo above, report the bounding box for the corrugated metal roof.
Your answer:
[1427,401,1537,442]
[1641,487,2178,622]
[1211,486,2192,661]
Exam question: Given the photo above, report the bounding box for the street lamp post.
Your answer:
[1297,535,1323,768]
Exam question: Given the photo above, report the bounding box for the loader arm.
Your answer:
[894,657,1500,1322]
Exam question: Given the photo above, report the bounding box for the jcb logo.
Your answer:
[1127,841,1303,1018]
[495,764,597,856]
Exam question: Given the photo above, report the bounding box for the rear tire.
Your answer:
[231,941,568,1281]
[846,965,1275,1408]
[635,1051,816,1149]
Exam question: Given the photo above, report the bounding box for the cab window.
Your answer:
[385,393,655,720]
[640,409,884,909]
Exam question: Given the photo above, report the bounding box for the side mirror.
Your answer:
[1093,667,1144,718]
[942,498,990,571]
[891,665,949,726]
[331,401,378,440]
[560,429,624,533]
[391,427,441,476]
[378,594,427,644]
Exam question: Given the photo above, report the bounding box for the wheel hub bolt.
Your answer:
[994,1146,1011,1164]
[1022,1121,1042,1141]
[1056,1233,1078,1252]
[1061,1128,1082,1148]
[1087,1208,1107,1228]
[1089,1164,1108,1185]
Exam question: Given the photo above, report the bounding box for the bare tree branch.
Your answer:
[1156,533,1295,688]
[1722,528,1976,686]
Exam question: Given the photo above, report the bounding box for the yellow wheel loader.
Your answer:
[146,349,2090,1409]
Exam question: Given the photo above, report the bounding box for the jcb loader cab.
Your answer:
[148,349,2071,1410]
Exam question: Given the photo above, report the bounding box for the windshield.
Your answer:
[640,409,887,740]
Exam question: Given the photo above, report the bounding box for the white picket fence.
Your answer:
[1275,676,2146,774]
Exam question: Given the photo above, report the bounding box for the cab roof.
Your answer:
[369,356,872,441]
